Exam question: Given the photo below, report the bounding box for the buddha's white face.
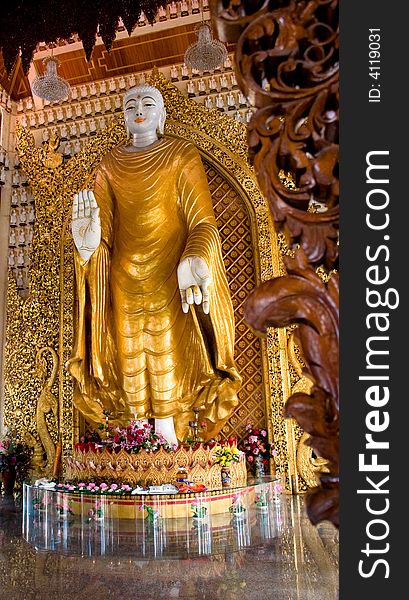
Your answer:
[124,93,162,136]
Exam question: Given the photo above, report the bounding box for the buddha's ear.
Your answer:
[158,108,166,136]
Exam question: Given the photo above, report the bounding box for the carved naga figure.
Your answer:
[35,346,59,475]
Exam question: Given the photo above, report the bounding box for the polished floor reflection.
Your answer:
[0,492,338,600]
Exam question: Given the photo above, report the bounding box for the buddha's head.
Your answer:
[123,85,166,138]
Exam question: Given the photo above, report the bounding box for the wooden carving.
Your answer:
[210,0,339,526]
[248,89,339,269]
[244,250,339,525]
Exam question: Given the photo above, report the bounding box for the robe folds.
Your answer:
[68,137,241,441]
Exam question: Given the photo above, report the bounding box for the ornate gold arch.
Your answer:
[4,72,310,491]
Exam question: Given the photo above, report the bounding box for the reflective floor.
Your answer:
[0,492,338,600]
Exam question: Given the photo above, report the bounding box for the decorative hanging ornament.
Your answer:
[31,56,70,103]
[184,22,228,72]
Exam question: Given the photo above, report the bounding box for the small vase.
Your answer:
[254,455,265,478]
[1,466,17,495]
[221,466,231,488]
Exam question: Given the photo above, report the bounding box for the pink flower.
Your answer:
[272,449,278,457]
[253,448,259,455]
[99,483,108,490]
[247,455,254,462]
[260,430,267,437]
[110,484,118,490]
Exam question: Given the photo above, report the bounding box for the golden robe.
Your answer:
[68,137,241,441]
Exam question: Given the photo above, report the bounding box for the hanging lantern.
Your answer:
[184,22,228,72]
[31,56,70,103]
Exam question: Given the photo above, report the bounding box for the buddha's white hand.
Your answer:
[177,256,211,315]
[72,190,101,262]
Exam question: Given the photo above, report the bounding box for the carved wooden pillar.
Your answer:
[210,0,339,527]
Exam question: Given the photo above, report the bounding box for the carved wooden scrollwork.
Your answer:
[243,250,339,526]
[211,0,338,102]
[248,88,338,268]
[210,0,339,526]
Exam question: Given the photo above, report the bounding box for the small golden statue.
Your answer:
[43,132,63,169]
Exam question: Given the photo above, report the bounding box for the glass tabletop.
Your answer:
[22,478,284,559]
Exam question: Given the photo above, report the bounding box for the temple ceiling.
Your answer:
[0,7,235,101]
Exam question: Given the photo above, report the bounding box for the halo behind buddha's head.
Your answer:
[123,84,166,135]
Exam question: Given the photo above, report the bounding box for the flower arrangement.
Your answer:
[88,499,104,522]
[254,491,269,510]
[191,502,207,519]
[36,479,206,496]
[0,429,30,473]
[55,481,134,495]
[77,419,177,454]
[141,504,160,524]
[229,495,246,515]
[273,481,284,495]
[239,423,276,471]
[55,496,74,519]
[254,491,267,507]
[32,490,48,511]
[213,443,242,468]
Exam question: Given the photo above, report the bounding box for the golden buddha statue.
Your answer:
[68,84,241,444]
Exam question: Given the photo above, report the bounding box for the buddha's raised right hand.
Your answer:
[72,190,101,262]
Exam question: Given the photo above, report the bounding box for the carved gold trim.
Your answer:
[287,332,330,492]
[66,444,247,490]
[296,432,330,489]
